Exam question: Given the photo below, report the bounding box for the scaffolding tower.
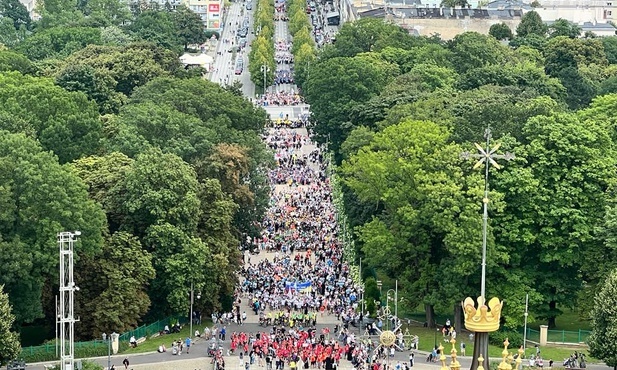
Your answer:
[58,231,80,370]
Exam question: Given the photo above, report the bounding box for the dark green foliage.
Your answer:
[0,0,30,29]
[489,23,513,40]
[516,11,547,37]
[16,27,102,60]
[488,330,524,349]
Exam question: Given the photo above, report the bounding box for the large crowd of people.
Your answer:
[257,91,304,106]
[186,1,417,370]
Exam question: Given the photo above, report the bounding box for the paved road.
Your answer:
[210,1,256,98]
[28,316,612,370]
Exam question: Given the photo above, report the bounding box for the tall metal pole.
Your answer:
[107,336,111,370]
[480,131,490,299]
[55,295,58,358]
[523,294,529,355]
[461,128,515,370]
[360,258,364,315]
[190,281,194,340]
[59,231,80,370]
[395,280,398,320]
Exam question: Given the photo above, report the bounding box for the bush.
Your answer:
[489,330,524,349]
[20,341,129,363]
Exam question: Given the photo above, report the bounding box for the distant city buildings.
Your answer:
[147,0,223,29]
[18,0,224,30]
[342,0,616,38]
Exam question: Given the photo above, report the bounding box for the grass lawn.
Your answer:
[121,321,212,355]
[374,273,592,332]
[403,326,596,363]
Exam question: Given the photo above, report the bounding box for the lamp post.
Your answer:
[189,282,202,340]
[461,127,514,370]
[261,64,270,94]
[523,294,529,356]
[102,332,112,370]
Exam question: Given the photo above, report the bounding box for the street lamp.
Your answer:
[261,64,270,94]
[102,332,116,370]
[189,282,202,340]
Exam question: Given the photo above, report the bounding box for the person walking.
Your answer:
[122,357,129,369]
[185,337,192,354]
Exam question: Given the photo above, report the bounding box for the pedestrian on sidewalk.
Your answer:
[122,357,129,369]
[185,337,192,354]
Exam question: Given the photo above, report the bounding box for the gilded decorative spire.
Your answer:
[477,354,486,370]
[439,344,448,370]
[449,339,461,370]
[498,339,513,370]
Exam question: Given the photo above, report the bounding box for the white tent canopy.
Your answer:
[179,53,214,69]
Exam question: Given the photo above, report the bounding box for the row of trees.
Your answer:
[248,0,275,89]
[0,0,272,351]
[302,17,617,335]
[286,0,315,88]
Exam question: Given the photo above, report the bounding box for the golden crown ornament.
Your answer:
[462,296,503,333]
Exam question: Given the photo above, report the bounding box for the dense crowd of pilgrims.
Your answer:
[212,123,402,370]
[185,3,418,370]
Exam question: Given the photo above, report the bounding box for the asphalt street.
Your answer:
[210,1,256,98]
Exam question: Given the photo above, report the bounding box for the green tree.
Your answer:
[71,153,134,232]
[100,25,134,45]
[489,22,513,40]
[58,42,182,97]
[0,284,20,364]
[16,27,102,60]
[144,222,215,315]
[601,36,617,64]
[174,5,207,50]
[56,63,126,114]
[0,18,25,47]
[108,101,214,159]
[79,0,131,26]
[341,119,486,324]
[76,232,155,338]
[588,268,617,370]
[0,72,102,163]
[516,10,548,37]
[329,18,420,58]
[493,112,615,328]
[122,148,201,237]
[0,0,30,29]
[548,18,581,38]
[440,0,468,7]
[0,49,35,74]
[364,277,380,317]
[456,62,566,101]
[194,178,240,311]
[556,66,598,109]
[543,36,607,77]
[448,32,512,73]
[305,55,398,156]
[129,10,179,50]
[0,131,105,324]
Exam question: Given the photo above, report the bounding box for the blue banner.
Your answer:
[285,281,312,293]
